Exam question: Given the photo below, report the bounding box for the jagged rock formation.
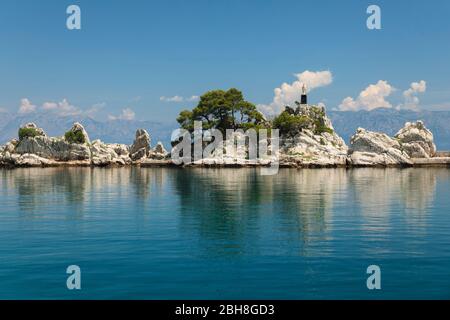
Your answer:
[0,123,168,167]
[130,129,151,161]
[275,105,348,167]
[0,117,443,168]
[67,122,91,144]
[15,122,91,162]
[279,131,348,167]
[348,121,437,166]
[90,140,131,166]
[395,121,436,158]
[349,128,412,166]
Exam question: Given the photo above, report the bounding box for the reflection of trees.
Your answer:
[172,168,265,256]
[1,166,442,257]
[269,169,348,256]
[171,168,348,256]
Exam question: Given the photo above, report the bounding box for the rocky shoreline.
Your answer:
[0,112,448,169]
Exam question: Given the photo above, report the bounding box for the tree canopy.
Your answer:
[177,88,266,133]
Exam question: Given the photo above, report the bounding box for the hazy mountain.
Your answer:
[329,109,450,150]
[1,109,449,150]
[0,112,177,147]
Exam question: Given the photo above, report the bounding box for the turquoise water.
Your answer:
[0,167,449,299]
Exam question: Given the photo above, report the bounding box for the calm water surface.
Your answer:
[0,167,449,299]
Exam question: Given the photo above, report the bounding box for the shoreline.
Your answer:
[1,157,449,169]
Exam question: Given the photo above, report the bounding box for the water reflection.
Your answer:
[0,167,444,256]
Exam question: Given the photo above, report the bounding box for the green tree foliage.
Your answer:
[64,130,86,144]
[272,111,313,137]
[272,105,333,137]
[18,127,40,140]
[177,88,265,133]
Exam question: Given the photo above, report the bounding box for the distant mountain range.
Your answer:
[1,109,449,150]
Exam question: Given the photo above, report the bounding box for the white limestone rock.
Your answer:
[13,153,51,167]
[90,140,131,166]
[280,129,348,166]
[130,129,151,161]
[395,121,436,158]
[349,128,412,166]
[14,136,91,161]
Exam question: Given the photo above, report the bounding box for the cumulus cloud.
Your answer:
[160,95,199,103]
[108,108,136,121]
[257,70,333,117]
[338,80,394,111]
[397,80,427,111]
[18,98,37,114]
[41,98,81,116]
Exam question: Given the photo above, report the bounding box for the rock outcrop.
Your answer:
[21,123,47,137]
[395,121,436,158]
[349,128,412,166]
[276,105,348,167]
[130,129,151,161]
[0,118,443,168]
[67,122,90,144]
[90,140,131,166]
[279,130,348,167]
[148,141,169,160]
[14,135,91,161]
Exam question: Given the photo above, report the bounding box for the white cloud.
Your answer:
[338,80,394,111]
[187,95,199,102]
[42,102,58,110]
[41,98,81,116]
[257,70,333,117]
[160,95,199,103]
[397,80,427,111]
[18,98,37,114]
[108,108,136,121]
[160,95,184,102]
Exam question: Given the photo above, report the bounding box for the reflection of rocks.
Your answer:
[349,168,438,231]
[398,168,437,212]
[1,167,442,258]
[172,168,349,255]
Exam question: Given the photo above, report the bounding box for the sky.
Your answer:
[0,0,449,122]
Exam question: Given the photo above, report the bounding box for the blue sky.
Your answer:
[0,0,449,122]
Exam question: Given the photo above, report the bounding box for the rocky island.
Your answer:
[0,106,448,169]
